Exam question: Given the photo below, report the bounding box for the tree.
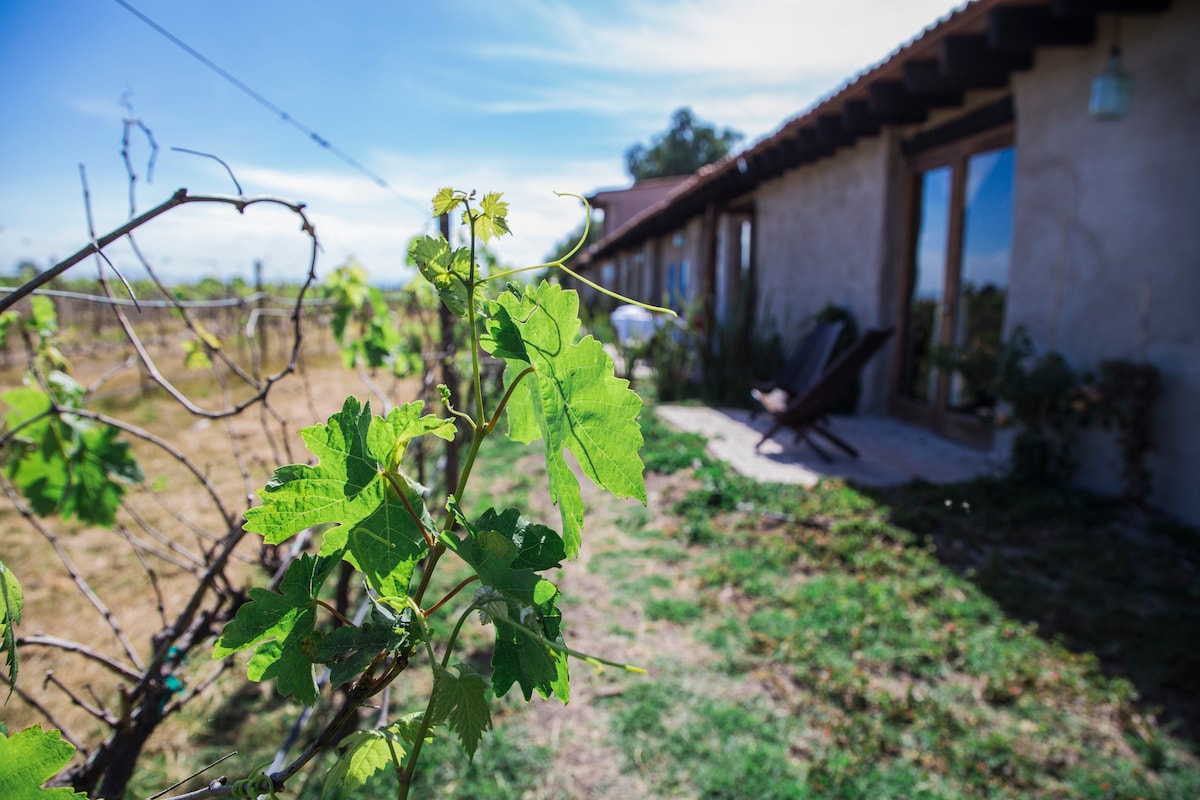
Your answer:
[625,107,743,181]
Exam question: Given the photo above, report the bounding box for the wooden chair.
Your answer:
[755,328,895,460]
[749,320,844,417]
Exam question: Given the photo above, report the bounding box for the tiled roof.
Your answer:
[578,0,1165,265]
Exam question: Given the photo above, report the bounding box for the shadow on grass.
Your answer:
[860,477,1200,745]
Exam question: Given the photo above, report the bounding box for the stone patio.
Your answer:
[655,405,1005,488]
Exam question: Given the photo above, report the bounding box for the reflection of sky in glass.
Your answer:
[915,167,951,300]
[914,148,1013,298]
[962,147,1013,290]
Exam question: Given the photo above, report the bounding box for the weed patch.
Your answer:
[647,449,1200,797]
[602,677,810,799]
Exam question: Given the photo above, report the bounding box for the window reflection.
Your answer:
[951,147,1013,412]
[903,166,951,404]
[901,145,1014,419]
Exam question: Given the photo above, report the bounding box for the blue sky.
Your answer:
[0,0,962,285]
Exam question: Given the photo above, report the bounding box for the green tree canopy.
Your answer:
[625,107,743,181]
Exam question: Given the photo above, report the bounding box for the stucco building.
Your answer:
[574,0,1200,524]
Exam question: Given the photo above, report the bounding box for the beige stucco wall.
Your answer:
[752,135,897,412]
[1007,7,1200,521]
[588,4,1198,524]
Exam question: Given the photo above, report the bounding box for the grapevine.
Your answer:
[205,188,664,799]
[1,184,669,799]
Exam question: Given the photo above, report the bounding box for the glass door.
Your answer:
[894,131,1014,444]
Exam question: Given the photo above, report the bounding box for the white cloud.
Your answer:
[496,0,960,77]
[3,0,968,288]
[61,94,132,124]
[479,0,962,138]
[32,152,627,286]
[367,150,627,270]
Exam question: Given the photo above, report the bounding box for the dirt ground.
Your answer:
[3,321,710,795]
[1,324,410,750]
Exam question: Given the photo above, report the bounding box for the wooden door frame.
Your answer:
[890,124,1014,447]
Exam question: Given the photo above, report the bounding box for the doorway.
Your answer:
[893,127,1014,445]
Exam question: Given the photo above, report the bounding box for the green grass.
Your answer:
[637,409,713,474]
[609,408,1200,798]
[644,597,704,624]
[465,431,543,515]
[401,722,554,800]
[134,406,1199,798]
[601,675,811,799]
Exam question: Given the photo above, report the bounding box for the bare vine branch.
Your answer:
[15,635,143,683]
[171,147,242,195]
[0,190,314,315]
[1,477,145,671]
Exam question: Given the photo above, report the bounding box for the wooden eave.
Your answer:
[577,0,1169,267]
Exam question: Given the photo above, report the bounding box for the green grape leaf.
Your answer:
[431,663,492,760]
[2,382,143,526]
[305,595,424,689]
[320,727,406,800]
[213,553,339,705]
[304,627,377,691]
[42,371,85,407]
[319,491,429,600]
[1,559,23,700]
[489,580,568,704]
[358,310,404,372]
[445,506,569,702]
[471,508,565,571]
[323,266,371,354]
[0,724,87,799]
[431,186,464,217]
[0,310,20,348]
[322,262,372,316]
[323,266,404,372]
[181,323,221,370]
[482,281,646,557]
[23,298,69,373]
[245,398,452,596]
[407,236,473,318]
[470,192,511,244]
[1,385,58,516]
[369,401,457,471]
[64,424,144,522]
[181,338,212,369]
[25,296,59,339]
[389,711,434,747]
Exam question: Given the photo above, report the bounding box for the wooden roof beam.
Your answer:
[795,126,835,159]
[816,114,854,149]
[749,148,780,175]
[1052,0,1170,14]
[774,138,805,170]
[988,6,1096,49]
[867,81,930,124]
[902,61,968,105]
[939,34,1033,86]
[842,100,883,136]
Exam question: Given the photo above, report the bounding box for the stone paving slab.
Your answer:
[655,405,1005,488]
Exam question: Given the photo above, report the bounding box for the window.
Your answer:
[895,126,1014,443]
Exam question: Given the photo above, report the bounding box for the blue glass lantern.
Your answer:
[1089,45,1133,121]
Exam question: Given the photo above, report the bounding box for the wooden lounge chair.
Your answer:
[755,327,895,460]
[749,320,844,417]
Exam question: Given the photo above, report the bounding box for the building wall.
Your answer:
[751,135,895,411]
[590,176,691,235]
[1008,7,1200,520]
[586,4,1198,524]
